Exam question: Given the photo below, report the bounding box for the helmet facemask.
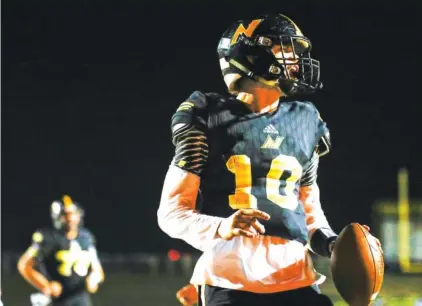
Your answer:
[261,34,321,95]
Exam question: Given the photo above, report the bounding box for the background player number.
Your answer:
[226,154,302,210]
[56,249,91,277]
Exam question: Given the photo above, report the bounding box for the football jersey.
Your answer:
[29,227,96,300]
[172,91,328,245]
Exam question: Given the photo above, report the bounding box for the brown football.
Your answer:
[330,223,384,306]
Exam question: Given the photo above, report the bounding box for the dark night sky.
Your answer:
[2,1,422,253]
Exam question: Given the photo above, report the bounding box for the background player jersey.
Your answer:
[172,91,329,244]
[30,227,96,300]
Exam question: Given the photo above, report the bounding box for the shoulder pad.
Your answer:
[316,131,331,157]
[171,91,210,145]
[79,228,96,244]
[171,91,227,128]
[172,91,208,128]
[297,101,331,157]
[32,228,54,244]
[315,109,331,157]
[32,231,44,243]
[301,101,319,113]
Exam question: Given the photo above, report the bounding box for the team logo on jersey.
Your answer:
[263,124,278,134]
[261,124,283,149]
[56,241,91,277]
[261,135,284,149]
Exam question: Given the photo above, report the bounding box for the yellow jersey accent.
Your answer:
[32,232,44,243]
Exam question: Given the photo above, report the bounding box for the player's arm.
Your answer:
[157,110,225,251]
[17,231,53,295]
[158,93,269,249]
[85,234,105,293]
[300,152,338,258]
[88,247,105,284]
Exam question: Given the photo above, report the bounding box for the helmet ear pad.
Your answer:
[223,71,243,94]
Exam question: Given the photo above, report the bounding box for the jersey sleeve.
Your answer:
[170,91,210,176]
[300,151,319,187]
[85,231,101,266]
[84,229,96,247]
[28,229,53,261]
[315,111,331,157]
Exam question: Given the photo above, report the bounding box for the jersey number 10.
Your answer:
[226,154,302,211]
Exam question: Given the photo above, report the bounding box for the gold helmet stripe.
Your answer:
[231,19,263,45]
[62,195,73,208]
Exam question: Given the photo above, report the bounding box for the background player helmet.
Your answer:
[217,14,322,96]
[51,195,85,230]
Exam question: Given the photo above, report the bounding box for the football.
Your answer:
[330,223,384,306]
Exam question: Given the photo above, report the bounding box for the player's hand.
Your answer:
[361,224,383,254]
[86,274,100,294]
[217,209,270,240]
[45,281,62,297]
[176,284,198,306]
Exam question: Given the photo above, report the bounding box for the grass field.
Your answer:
[2,272,421,306]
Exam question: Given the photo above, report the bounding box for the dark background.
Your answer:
[2,0,421,254]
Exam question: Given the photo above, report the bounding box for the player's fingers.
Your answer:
[232,228,257,238]
[236,215,258,223]
[250,219,265,235]
[238,209,270,220]
[235,220,251,229]
[234,221,260,236]
[362,224,370,232]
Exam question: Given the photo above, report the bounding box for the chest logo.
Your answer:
[56,241,91,277]
[263,124,278,134]
[262,124,283,149]
[261,135,284,149]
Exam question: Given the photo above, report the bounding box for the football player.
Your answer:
[18,195,105,306]
[158,13,380,306]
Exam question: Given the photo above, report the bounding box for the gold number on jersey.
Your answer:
[56,244,91,277]
[226,154,302,210]
[226,155,257,209]
[267,155,302,210]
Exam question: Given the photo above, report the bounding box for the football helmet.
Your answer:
[217,14,322,95]
[50,195,85,230]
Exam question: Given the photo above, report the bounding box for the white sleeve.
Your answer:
[157,165,224,252]
[300,183,337,257]
[88,246,101,266]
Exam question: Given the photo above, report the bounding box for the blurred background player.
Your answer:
[17,195,105,306]
[158,13,381,306]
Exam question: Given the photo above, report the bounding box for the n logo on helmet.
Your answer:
[231,19,262,45]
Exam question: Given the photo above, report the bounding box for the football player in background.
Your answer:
[158,13,380,306]
[18,195,105,306]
